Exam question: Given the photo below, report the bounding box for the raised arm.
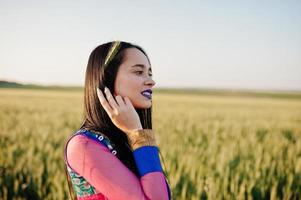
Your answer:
[66,131,170,200]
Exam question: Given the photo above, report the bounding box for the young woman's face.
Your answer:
[114,48,156,109]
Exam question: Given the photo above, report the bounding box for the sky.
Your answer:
[0,0,300,91]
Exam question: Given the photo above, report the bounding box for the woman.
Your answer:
[64,41,171,200]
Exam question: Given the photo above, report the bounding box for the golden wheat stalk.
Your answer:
[104,41,121,69]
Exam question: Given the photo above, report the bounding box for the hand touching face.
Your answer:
[114,48,155,109]
[97,87,142,135]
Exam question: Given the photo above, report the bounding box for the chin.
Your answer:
[133,102,152,109]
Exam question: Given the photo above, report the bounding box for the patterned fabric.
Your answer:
[67,165,96,196]
[127,129,157,151]
[65,129,118,198]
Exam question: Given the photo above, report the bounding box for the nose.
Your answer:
[145,76,156,87]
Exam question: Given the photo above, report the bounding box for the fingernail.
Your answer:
[96,87,100,94]
[104,87,108,92]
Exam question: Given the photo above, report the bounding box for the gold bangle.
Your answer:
[127,129,157,151]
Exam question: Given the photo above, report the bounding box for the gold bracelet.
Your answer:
[127,129,157,151]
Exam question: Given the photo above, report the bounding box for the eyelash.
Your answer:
[135,71,153,77]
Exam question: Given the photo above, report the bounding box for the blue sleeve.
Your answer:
[132,146,163,177]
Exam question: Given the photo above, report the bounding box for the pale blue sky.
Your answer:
[0,0,300,91]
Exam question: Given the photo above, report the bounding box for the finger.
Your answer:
[124,97,134,108]
[97,88,114,115]
[104,87,119,109]
[115,95,126,107]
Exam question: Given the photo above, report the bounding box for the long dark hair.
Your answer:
[80,41,152,175]
[65,41,167,199]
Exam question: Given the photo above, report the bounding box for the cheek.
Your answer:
[114,76,140,96]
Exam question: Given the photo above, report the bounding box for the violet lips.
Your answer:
[141,89,152,100]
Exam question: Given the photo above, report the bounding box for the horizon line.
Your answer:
[1,79,301,93]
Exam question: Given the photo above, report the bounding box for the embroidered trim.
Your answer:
[127,129,157,151]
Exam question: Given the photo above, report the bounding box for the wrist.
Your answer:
[125,124,143,135]
[127,129,157,151]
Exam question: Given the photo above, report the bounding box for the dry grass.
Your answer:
[0,88,300,199]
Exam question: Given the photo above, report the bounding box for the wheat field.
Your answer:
[0,88,300,200]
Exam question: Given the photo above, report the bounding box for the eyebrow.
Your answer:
[131,64,152,72]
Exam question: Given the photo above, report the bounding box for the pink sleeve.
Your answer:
[66,135,170,200]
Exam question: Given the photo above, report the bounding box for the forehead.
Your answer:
[121,48,151,69]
